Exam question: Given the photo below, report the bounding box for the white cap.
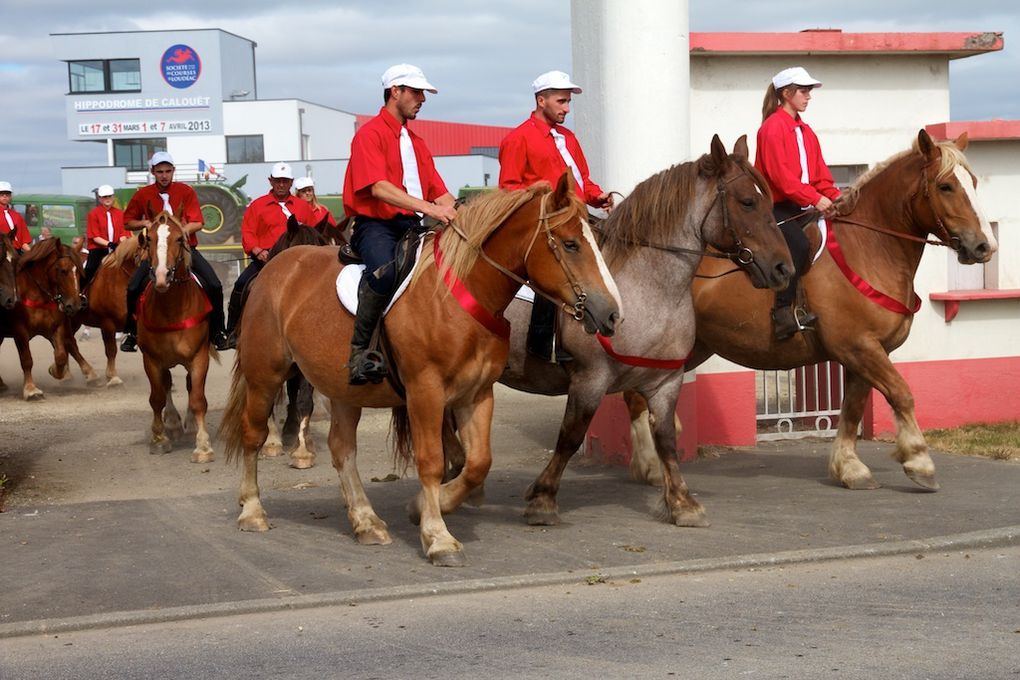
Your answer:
[532,70,582,95]
[0,181,11,193]
[381,63,438,93]
[772,66,822,90]
[270,162,294,179]
[148,151,175,168]
[293,176,314,191]
[97,184,115,197]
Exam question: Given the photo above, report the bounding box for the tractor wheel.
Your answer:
[195,186,242,245]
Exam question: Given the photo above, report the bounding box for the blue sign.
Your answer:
[160,44,201,89]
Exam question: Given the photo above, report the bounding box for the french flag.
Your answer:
[198,159,217,175]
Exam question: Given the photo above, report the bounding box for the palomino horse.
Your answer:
[624,130,996,498]
[491,135,793,528]
[66,238,141,388]
[221,173,621,566]
[137,212,218,463]
[0,238,84,400]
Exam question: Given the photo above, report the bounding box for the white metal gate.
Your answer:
[756,361,845,440]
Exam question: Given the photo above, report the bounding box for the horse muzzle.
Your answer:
[579,293,619,337]
[955,234,996,265]
[745,253,793,291]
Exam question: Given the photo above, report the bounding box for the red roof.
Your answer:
[690,30,1003,58]
[926,120,1020,142]
[355,115,511,156]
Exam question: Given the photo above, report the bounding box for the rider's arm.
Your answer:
[370,181,456,224]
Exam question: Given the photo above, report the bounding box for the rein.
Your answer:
[447,192,591,322]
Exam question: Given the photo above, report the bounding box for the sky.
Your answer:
[1,0,1017,192]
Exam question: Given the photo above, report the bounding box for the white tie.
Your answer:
[106,211,114,243]
[794,126,810,186]
[278,202,292,218]
[550,128,584,190]
[159,192,172,213]
[3,209,13,231]
[399,127,423,202]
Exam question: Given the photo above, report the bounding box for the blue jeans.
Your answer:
[349,215,421,295]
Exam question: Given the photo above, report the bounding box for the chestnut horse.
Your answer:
[221,174,621,566]
[0,233,17,312]
[624,130,996,498]
[0,238,84,400]
[66,238,141,388]
[137,212,218,463]
[487,135,793,528]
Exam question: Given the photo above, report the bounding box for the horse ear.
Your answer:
[552,170,575,210]
[314,214,330,234]
[732,135,749,162]
[287,213,300,233]
[917,128,937,159]
[137,231,147,248]
[710,134,727,169]
[954,131,969,151]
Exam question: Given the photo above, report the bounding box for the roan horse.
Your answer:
[221,173,621,566]
[0,238,84,400]
[488,135,794,528]
[137,212,218,463]
[623,129,996,504]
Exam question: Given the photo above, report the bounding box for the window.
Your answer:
[829,164,868,191]
[113,138,166,171]
[12,203,39,228]
[68,59,141,94]
[42,205,77,231]
[226,135,265,164]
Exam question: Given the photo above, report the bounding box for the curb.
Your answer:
[2,524,1016,639]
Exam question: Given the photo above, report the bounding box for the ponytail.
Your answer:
[761,83,781,122]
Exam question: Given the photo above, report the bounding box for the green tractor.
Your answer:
[12,194,95,244]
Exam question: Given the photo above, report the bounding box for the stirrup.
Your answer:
[120,333,138,352]
[794,306,818,330]
[348,348,388,385]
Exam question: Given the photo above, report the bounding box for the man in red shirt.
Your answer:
[498,70,613,362]
[82,184,127,288]
[0,181,32,252]
[341,63,457,385]
[120,152,230,352]
[225,162,314,347]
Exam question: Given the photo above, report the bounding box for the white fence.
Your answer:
[756,361,845,440]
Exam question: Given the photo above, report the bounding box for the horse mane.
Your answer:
[835,138,974,216]
[103,237,140,268]
[16,237,62,271]
[597,153,770,266]
[411,183,553,288]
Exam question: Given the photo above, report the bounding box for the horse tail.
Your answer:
[389,406,414,472]
[221,357,248,465]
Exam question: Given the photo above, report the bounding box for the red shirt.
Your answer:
[124,182,204,247]
[241,192,315,254]
[0,206,31,249]
[755,108,840,207]
[309,204,336,227]
[342,107,448,220]
[498,113,603,206]
[85,205,126,250]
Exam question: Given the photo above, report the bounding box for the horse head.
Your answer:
[15,237,82,315]
[915,129,997,265]
[144,212,192,293]
[268,214,329,259]
[700,134,793,290]
[514,172,620,336]
[0,233,18,310]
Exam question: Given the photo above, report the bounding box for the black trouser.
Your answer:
[82,247,112,288]
[226,257,264,332]
[125,247,225,335]
[773,201,813,308]
[349,214,421,295]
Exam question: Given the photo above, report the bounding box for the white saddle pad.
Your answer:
[336,236,426,315]
[813,217,828,264]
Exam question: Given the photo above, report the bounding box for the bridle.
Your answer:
[447,192,593,321]
[595,170,759,267]
[146,225,192,286]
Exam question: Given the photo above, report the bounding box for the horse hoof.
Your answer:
[906,471,940,491]
[149,439,172,455]
[429,549,466,567]
[238,514,270,532]
[191,450,215,464]
[465,484,486,508]
[673,510,711,528]
[355,526,392,545]
[843,476,882,490]
[261,443,283,458]
[24,389,45,401]
[85,375,104,387]
[48,365,68,381]
[288,456,315,470]
[106,376,124,388]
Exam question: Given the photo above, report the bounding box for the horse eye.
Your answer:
[562,239,581,253]
[938,183,953,193]
[739,197,755,209]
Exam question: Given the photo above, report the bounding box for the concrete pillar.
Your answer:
[570,0,690,196]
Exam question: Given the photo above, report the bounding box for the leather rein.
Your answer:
[446,192,592,321]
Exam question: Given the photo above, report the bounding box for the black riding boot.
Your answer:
[527,296,571,363]
[120,289,140,352]
[347,279,391,385]
[772,276,817,340]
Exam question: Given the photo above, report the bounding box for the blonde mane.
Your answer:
[411,183,554,289]
[835,138,974,216]
[102,236,140,268]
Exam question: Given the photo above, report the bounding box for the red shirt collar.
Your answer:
[260,191,300,206]
[776,108,804,128]
[377,106,407,137]
[528,112,562,136]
